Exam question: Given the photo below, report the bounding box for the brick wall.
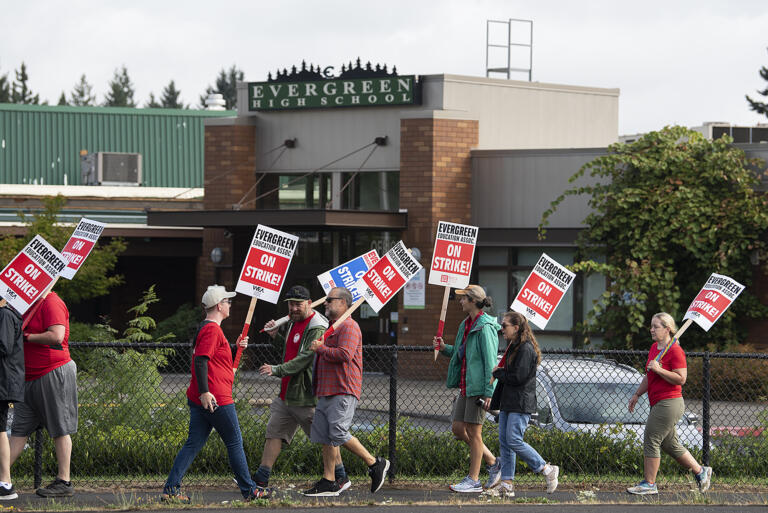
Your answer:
[198,124,256,339]
[398,118,479,379]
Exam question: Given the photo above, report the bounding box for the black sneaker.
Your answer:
[36,478,74,498]
[0,484,17,500]
[302,478,341,497]
[246,485,273,500]
[368,457,390,493]
[337,476,352,493]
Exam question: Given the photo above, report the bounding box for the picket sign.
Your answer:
[233,225,299,371]
[259,296,327,333]
[0,235,68,315]
[428,221,479,361]
[60,218,106,280]
[510,253,576,330]
[652,273,745,367]
[317,250,380,302]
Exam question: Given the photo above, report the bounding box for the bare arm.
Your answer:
[25,324,65,345]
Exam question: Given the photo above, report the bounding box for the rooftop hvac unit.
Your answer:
[81,152,142,186]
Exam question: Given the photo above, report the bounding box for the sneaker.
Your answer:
[545,464,559,494]
[302,478,341,497]
[626,480,658,495]
[36,478,74,498]
[449,475,483,493]
[0,484,17,500]
[160,492,191,504]
[499,481,515,497]
[368,457,390,493]
[695,466,713,493]
[337,476,352,493]
[485,459,501,489]
[247,485,273,500]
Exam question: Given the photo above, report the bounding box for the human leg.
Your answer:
[209,404,257,498]
[53,435,71,481]
[163,402,213,495]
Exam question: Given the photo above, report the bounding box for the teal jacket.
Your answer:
[439,312,500,398]
[270,310,329,407]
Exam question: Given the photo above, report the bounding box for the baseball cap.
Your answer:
[454,284,487,302]
[201,285,236,308]
[284,285,311,302]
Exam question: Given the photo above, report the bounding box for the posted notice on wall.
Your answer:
[404,268,426,309]
[317,249,380,302]
[510,253,575,329]
[356,240,423,313]
[683,273,745,331]
[428,221,478,289]
[236,225,298,304]
[60,218,106,280]
[0,235,67,314]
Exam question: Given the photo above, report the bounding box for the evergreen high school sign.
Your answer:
[248,76,419,111]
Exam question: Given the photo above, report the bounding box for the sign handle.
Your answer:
[234,296,258,372]
[20,276,61,331]
[434,287,450,361]
[322,297,365,341]
[653,318,693,365]
[259,296,327,333]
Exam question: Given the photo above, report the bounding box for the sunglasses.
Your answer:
[325,296,344,302]
[500,322,513,329]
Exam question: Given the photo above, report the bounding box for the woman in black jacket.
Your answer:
[488,311,559,497]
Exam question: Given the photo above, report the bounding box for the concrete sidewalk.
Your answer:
[5,484,767,510]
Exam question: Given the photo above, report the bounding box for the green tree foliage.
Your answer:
[10,62,39,104]
[103,65,136,107]
[145,92,161,108]
[121,285,175,343]
[0,195,126,305]
[746,48,768,118]
[146,80,186,109]
[57,92,67,105]
[70,74,96,106]
[200,65,243,109]
[0,64,9,103]
[539,126,768,349]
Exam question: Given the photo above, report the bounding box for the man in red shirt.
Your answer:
[302,287,389,497]
[255,285,337,494]
[10,292,76,498]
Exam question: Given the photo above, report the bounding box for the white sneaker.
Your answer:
[545,465,559,494]
[499,481,515,497]
[449,476,483,493]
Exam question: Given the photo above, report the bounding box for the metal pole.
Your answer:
[507,19,512,79]
[388,346,398,482]
[529,20,533,81]
[485,20,490,78]
[702,352,711,465]
[34,427,43,489]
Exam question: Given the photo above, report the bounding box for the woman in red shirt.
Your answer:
[626,312,712,496]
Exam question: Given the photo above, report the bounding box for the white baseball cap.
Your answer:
[201,285,236,308]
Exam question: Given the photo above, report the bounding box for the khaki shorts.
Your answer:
[264,397,315,445]
[644,397,686,458]
[451,395,485,425]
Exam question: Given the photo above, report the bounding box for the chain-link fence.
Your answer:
[12,343,768,489]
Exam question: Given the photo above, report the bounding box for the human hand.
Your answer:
[628,394,638,413]
[200,392,218,413]
[482,397,491,412]
[263,320,278,337]
[310,338,323,352]
[646,359,661,374]
[433,336,445,351]
[259,364,273,376]
[237,335,249,348]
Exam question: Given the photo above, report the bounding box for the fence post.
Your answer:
[702,352,711,466]
[34,427,43,489]
[388,346,398,482]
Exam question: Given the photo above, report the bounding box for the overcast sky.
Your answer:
[2,0,767,135]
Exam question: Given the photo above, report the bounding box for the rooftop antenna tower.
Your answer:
[486,18,533,81]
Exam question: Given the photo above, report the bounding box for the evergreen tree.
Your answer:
[160,80,185,108]
[57,92,67,105]
[145,92,162,108]
[10,62,40,104]
[103,65,136,107]
[200,65,243,109]
[70,74,96,106]
[746,48,768,118]
[0,65,9,103]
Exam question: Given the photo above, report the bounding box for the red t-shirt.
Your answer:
[646,341,686,407]
[279,313,314,401]
[22,292,71,381]
[187,322,234,407]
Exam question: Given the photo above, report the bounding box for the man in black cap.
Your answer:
[255,285,341,493]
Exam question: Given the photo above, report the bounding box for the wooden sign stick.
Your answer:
[322,297,365,341]
[653,318,693,364]
[259,296,327,333]
[233,296,258,372]
[434,287,450,361]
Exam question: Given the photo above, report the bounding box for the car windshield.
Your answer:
[553,382,651,424]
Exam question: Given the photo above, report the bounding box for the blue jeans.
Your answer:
[164,400,256,498]
[498,411,547,480]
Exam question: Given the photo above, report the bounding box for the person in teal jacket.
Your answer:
[434,285,501,493]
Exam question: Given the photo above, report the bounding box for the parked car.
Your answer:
[488,356,703,450]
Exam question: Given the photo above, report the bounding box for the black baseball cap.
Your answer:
[284,285,311,302]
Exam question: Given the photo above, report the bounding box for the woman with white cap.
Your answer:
[434,285,501,493]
